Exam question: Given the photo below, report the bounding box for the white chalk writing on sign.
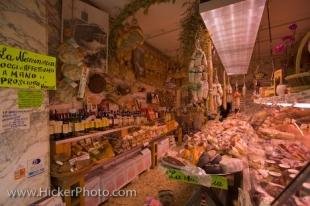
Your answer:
[1,110,30,131]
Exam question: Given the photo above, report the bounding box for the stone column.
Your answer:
[0,0,50,205]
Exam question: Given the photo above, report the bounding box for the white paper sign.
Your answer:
[27,157,45,177]
[1,110,30,131]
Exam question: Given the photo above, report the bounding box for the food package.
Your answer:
[55,79,78,103]
[258,128,295,140]
[58,40,84,64]
[250,110,269,128]
[220,156,243,173]
[61,64,83,81]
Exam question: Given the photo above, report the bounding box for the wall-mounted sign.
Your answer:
[210,175,228,190]
[0,110,30,132]
[14,164,26,180]
[18,90,43,108]
[166,168,199,185]
[165,168,228,190]
[27,157,45,177]
[0,44,56,90]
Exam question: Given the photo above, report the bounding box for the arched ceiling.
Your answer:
[90,0,190,57]
[90,0,310,67]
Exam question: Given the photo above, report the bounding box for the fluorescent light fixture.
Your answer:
[293,103,310,109]
[200,0,266,75]
[259,101,310,109]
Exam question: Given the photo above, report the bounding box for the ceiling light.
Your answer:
[200,0,266,75]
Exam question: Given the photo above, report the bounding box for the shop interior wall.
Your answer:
[48,0,173,106]
[0,0,50,205]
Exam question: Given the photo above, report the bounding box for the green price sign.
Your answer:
[18,90,43,108]
[0,44,56,90]
[210,175,228,190]
[166,169,199,185]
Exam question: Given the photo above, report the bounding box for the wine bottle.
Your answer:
[49,110,55,140]
[68,111,74,137]
[90,111,95,132]
[62,113,70,139]
[79,109,85,133]
[73,111,79,136]
[113,111,118,127]
[109,111,114,128]
[54,111,63,140]
[95,111,101,131]
[82,109,88,133]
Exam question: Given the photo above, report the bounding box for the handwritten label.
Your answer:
[0,44,56,90]
[1,110,30,131]
[166,168,199,184]
[210,175,228,190]
[166,169,228,189]
[18,90,43,108]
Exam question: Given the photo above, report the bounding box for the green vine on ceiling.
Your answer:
[179,0,205,65]
[109,0,177,58]
[109,0,205,67]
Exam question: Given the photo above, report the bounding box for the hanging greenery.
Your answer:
[109,0,206,67]
[179,0,205,65]
[109,0,176,58]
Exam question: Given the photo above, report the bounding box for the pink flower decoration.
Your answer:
[282,35,294,42]
[288,23,297,31]
[273,43,286,54]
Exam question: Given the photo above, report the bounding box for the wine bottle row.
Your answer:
[49,109,149,141]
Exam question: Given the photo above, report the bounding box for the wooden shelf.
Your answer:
[54,126,137,145]
[51,129,177,179]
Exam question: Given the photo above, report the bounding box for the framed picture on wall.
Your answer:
[62,0,109,73]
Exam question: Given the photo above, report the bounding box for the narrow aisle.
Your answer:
[103,167,195,206]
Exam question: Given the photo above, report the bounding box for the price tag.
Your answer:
[165,168,199,185]
[210,175,228,190]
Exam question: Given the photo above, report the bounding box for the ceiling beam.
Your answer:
[145,27,181,40]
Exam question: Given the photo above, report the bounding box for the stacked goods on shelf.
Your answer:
[51,120,178,176]
[180,114,252,162]
[51,137,115,175]
[49,109,149,141]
